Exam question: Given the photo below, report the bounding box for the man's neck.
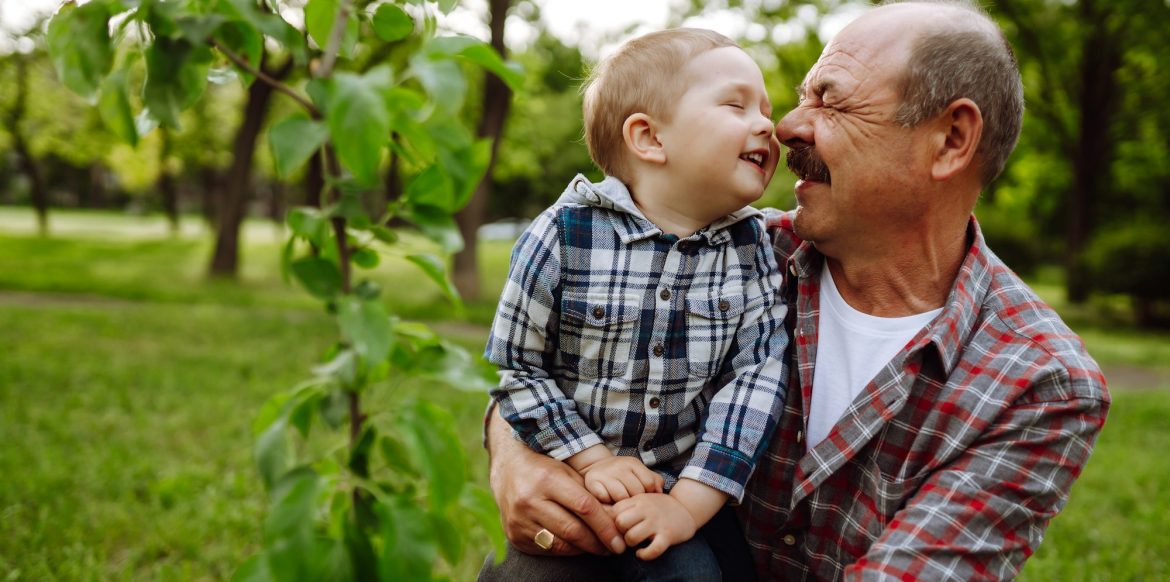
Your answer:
[824,219,970,317]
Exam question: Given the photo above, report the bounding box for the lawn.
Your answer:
[1,208,1167,580]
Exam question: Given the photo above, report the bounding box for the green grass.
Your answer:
[0,207,1167,579]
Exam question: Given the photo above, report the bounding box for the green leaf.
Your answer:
[420,341,496,393]
[312,348,358,388]
[269,117,329,179]
[254,418,292,490]
[438,0,460,15]
[404,206,463,255]
[409,55,466,112]
[219,0,309,66]
[287,207,330,246]
[336,296,394,364]
[371,4,414,41]
[445,138,492,210]
[405,165,455,212]
[264,469,321,580]
[403,401,467,509]
[98,69,138,146]
[352,247,380,269]
[352,280,382,300]
[405,253,461,306]
[291,257,343,299]
[305,0,359,58]
[326,68,394,186]
[430,510,464,565]
[231,553,273,582]
[377,500,438,580]
[214,20,264,85]
[461,485,507,563]
[319,388,349,429]
[456,43,524,90]
[343,519,377,581]
[370,226,398,245]
[46,0,114,98]
[143,36,213,129]
[317,536,354,582]
[379,434,419,478]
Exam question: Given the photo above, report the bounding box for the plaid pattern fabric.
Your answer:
[740,210,1110,580]
[487,175,789,502]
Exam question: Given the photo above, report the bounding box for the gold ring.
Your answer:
[534,528,555,550]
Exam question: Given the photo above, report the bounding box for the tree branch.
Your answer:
[208,37,320,118]
[316,0,354,78]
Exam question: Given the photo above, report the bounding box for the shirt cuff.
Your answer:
[679,442,754,503]
[533,417,605,461]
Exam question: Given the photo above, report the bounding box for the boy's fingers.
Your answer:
[622,520,653,549]
[588,481,613,504]
[635,469,663,493]
[636,537,670,561]
[616,473,645,497]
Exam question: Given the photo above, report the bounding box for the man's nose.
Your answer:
[776,109,812,149]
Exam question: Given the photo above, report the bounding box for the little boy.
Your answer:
[485,28,788,580]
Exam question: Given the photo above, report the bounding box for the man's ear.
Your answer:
[623,113,667,165]
[931,98,983,182]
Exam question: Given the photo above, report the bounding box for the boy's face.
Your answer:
[654,47,779,216]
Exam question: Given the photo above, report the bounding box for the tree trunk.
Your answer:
[1065,0,1123,304]
[452,0,512,301]
[158,129,180,235]
[208,54,292,277]
[5,54,49,236]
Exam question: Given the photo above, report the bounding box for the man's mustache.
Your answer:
[786,146,831,184]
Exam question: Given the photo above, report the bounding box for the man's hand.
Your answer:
[487,408,627,556]
[612,493,698,561]
[576,455,665,503]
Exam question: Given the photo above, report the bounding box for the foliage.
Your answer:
[46,0,521,578]
[1086,221,1170,326]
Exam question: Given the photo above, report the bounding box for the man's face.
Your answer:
[653,46,781,219]
[774,7,936,255]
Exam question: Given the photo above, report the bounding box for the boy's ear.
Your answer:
[622,113,667,165]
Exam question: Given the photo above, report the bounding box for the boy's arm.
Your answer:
[487,209,604,460]
[679,221,790,503]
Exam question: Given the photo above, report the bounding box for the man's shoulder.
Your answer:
[974,257,1108,401]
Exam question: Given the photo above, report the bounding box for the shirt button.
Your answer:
[592,306,605,319]
[648,396,661,409]
[796,430,803,443]
[660,288,671,301]
[782,534,797,546]
[642,442,653,452]
[652,343,664,357]
[718,299,731,312]
[788,263,797,277]
[798,328,805,338]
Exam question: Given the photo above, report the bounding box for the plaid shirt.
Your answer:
[740,210,1110,580]
[486,175,789,502]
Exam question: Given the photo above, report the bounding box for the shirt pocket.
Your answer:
[560,292,641,379]
[684,287,746,379]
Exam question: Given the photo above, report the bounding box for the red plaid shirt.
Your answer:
[741,212,1110,581]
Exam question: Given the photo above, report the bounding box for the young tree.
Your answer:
[48,0,522,577]
[1,41,51,236]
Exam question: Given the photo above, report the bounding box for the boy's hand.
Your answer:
[578,456,664,503]
[612,493,697,561]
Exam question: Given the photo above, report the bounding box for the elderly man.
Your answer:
[482,1,1109,580]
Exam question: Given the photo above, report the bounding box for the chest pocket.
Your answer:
[560,292,641,379]
[685,288,746,378]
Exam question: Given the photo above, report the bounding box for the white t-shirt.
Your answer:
[806,263,942,451]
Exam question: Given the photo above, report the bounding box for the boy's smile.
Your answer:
[653,46,780,221]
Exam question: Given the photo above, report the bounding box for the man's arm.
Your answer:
[847,380,1108,580]
[486,406,627,556]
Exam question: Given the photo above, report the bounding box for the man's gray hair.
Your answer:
[883,0,1025,186]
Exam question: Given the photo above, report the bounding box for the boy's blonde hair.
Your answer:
[582,28,739,182]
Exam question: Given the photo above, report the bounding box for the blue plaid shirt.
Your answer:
[486,175,789,502]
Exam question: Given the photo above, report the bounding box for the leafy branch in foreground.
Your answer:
[47,0,523,578]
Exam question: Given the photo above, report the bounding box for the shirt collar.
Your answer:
[557,173,762,246]
[788,216,991,377]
